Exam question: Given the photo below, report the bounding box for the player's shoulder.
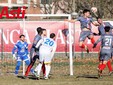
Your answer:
[103,34,113,37]
[34,34,41,39]
[44,37,50,40]
[104,22,110,25]
[24,41,28,44]
[16,40,21,44]
[109,34,113,37]
[77,16,83,20]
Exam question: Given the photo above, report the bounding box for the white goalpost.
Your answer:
[22,14,73,76]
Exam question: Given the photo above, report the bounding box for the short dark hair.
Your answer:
[19,34,25,38]
[42,28,46,31]
[36,27,42,34]
[104,26,110,32]
[97,17,102,20]
[50,33,55,38]
[83,9,90,14]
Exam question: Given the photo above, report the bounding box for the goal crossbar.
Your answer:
[23,14,73,76]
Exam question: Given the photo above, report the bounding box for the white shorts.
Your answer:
[39,46,52,63]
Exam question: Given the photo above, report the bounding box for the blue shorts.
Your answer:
[17,54,29,61]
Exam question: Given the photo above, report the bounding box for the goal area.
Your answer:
[0,14,74,76]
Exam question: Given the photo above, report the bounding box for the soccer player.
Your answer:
[93,26,113,78]
[34,33,57,79]
[24,27,46,78]
[93,17,113,35]
[93,17,113,75]
[78,9,100,53]
[12,34,31,76]
[66,9,99,53]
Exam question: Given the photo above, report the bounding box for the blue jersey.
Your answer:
[12,40,28,56]
[98,22,113,35]
[77,16,93,30]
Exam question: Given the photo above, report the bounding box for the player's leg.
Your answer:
[97,51,105,78]
[24,48,38,77]
[98,51,111,77]
[88,32,95,44]
[44,63,51,79]
[97,60,103,77]
[99,60,107,71]
[33,53,44,79]
[44,55,52,79]
[42,62,46,76]
[15,56,22,76]
[24,55,38,77]
[23,55,34,72]
[107,51,113,75]
[107,60,113,75]
[34,62,43,79]
[79,31,89,53]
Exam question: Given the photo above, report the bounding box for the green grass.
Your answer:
[0,54,113,85]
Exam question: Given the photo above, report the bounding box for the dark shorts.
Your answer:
[79,31,93,42]
[30,48,39,58]
[100,49,111,61]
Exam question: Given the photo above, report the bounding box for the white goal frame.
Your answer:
[22,14,73,76]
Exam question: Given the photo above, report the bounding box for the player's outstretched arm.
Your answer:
[64,19,76,23]
[12,45,17,54]
[12,44,17,59]
[92,21,100,26]
[93,36,102,48]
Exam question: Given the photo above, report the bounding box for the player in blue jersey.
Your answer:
[93,26,113,78]
[12,34,31,76]
[33,33,57,79]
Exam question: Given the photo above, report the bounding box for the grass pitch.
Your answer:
[0,53,113,85]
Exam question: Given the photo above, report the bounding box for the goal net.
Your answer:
[0,14,74,76]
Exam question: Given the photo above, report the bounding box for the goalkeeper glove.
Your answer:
[13,54,16,60]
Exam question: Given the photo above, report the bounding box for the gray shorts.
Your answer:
[79,31,93,41]
[111,48,113,57]
[30,48,39,58]
[100,49,111,61]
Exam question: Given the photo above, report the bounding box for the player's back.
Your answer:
[32,34,42,46]
[101,34,113,49]
[41,37,56,52]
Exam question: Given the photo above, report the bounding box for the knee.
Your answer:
[90,35,94,39]
[16,61,21,66]
[25,60,30,65]
[79,43,82,47]
[44,62,51,65]
[79,42,83,47]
